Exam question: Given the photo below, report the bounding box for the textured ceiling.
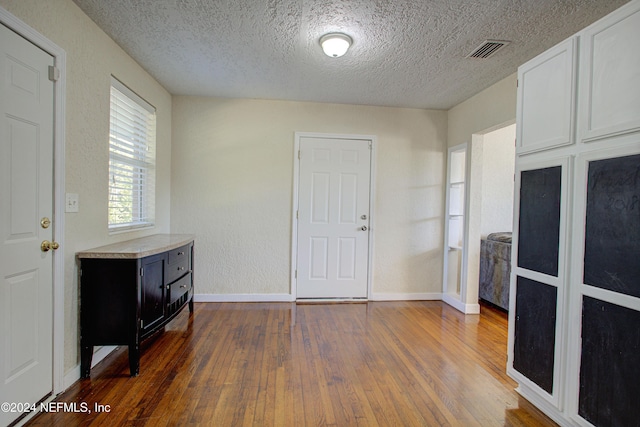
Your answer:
[72,0,628,109]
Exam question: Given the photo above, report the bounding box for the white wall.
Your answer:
[448,74,517,148]
[446,74,517,307]
[0,0,172,374]
[480,124,516,237]
[171,97,448,299]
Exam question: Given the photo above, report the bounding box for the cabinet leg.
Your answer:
[128,344,140,377]
[189,296,194,313]
[80,344,93,378]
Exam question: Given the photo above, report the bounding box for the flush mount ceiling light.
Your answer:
[320,33,352,57]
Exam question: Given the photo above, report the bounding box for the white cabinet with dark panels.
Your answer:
[508,1,640,426]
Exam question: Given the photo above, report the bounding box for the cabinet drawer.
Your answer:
[165,244,191,283]
[168,272,192,304]
[168,244,190,265]
[165,258,189,284]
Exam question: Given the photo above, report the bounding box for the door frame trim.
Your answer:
[1,7,67,395]
[291,132,377,300]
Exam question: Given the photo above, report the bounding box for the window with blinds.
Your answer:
[108,77,156,231]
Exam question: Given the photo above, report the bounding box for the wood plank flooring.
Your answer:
[26,301,556,426]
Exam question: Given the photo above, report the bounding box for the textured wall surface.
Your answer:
[481,124,516,237]
[0,0,172,374]
[171,97,447,297]
[447,73,517,148]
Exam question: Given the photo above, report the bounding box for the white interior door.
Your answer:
[0,23,55,426]
[296,136,372,299]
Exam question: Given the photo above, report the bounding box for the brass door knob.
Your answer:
[41,240,60,252]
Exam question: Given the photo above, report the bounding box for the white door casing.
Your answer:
[0,22,55,426]
[294,134,373,299]
[442,143,469,313]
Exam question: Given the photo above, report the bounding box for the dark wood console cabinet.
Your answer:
[77,234,195,377]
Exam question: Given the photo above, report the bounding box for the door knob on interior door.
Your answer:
[360,226,368,231]
[41,240,59,252]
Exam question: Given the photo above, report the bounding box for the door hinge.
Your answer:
[295,270,297,279]
[296,210,299,219]
[298,150,301,159]
[369,141,372,149]
[48,65,60,82]
[140,267,144,277]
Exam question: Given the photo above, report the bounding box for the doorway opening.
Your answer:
[443,121,515,314]
[468,122,516,311]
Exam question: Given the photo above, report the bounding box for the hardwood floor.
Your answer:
[26,301,555,426]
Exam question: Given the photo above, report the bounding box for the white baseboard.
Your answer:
[442,294,481,314]
[63,345,118,390]
[196,293,444,303]
[370,292,442,301]
[63,366,80,391]
[195,293,295,302]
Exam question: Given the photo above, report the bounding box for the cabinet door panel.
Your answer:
[517,166,562,277]
[579,3,640,142]
[579,297,640,426]
[584,153,640,297]
[517,38,575,154]
[513,276,557,394]
[141,254,165,332]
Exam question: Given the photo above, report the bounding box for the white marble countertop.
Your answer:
[76,234,195,259]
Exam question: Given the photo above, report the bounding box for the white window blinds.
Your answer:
[108,77,156,231]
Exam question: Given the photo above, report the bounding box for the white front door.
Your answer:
[296,136,372,299]
[0,23,55,426]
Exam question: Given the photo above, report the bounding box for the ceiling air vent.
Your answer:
[467,40,510,59]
